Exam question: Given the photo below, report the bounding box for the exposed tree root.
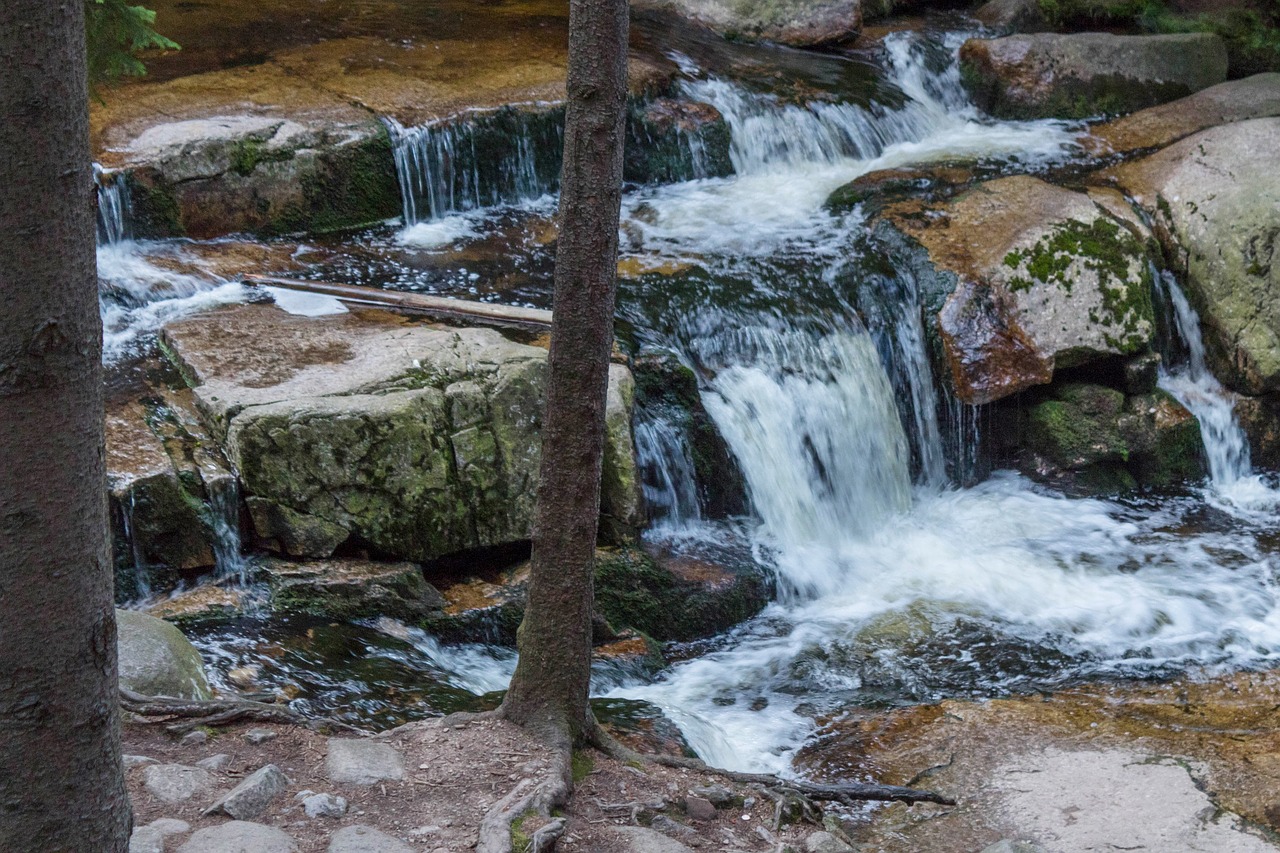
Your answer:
[475,719,574,853]
[119,688,358,735]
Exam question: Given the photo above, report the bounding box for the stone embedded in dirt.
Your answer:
[176,821,298,853]
[142,764,216,804]
[117,609,213,701]
[960,32,1228,120]
[607,825,698,853]
[204,763,290,820]
[326,739,405,785]
[303,792,349,818]
[805,831,854,853]
[149,818,192,837]
[129,826,165,853]
[689,784,735,808]
[981,841,1044,853]
[650,815,698,839]
[327,825,414,853]
[244,728,278,745]
[195,754,231,773]
[180,730,208,747]
[124,754,158,769]
[684,795,718,821]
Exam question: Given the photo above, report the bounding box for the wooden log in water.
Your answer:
[243,274,554,332]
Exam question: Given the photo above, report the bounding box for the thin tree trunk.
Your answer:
[500,0,630,747]
[0,1,132,849]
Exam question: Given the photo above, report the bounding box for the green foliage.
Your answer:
[85,0,179,90]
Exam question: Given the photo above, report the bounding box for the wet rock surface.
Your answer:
[632,0,862,46]
[1102,118,1280,395]
[118,609,213,700]
[881,176,1158,405]
[960,32,1228,119]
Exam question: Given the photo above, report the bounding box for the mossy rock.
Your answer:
[263,558,446,622]
[116,609,213,700]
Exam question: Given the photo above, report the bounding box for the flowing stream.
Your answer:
[103,28,1280,775]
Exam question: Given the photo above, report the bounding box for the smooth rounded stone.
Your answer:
[690,783,734,807]
[143,764,216,804]
[195,754,232,772]
[325,738,405,785]
[244,728,278,745]
[181,730,209,747]
[150,818,192,837]
[981,842,1044,853]
[327,825,413,853]
[117,609,213,700]
[960,32,1228,120]
[303,792,349,818]
[177,821,298,853]
[130,826,165,853]
[630,0,860,46]
[607,826,698,853]
[204,764,290,820]
[684,795,717,821]
[806,831,854,853]
[124,754,158,769]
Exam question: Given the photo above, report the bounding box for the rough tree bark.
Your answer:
[498,0,630,753]
[0,1,132,850]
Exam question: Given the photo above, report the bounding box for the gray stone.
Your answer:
[1105,118,1280,394]
[130,826,165,853]
[177,821,298,853]
[143,764,216,804]
[181,730,208,747]
[123,754,157,769]
[195,754,231,773]
[325,739,405,785]
[650,815,698,838]
[981,842,1044,853]
[806,832,854,853]
[972,0,1046,33]
[303,792,349,818]
[327,825,414,853]
[690,783,734,807]
[204,763,290,820]
[117,609,213,700]
[630,0,860,47]
[684,794,717,821]
[244,728,278,745]
[262,559,444,622]
[960,32,1229,120]
[149,819,192,837]
[607,825,698,853]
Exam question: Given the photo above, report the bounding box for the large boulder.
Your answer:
[1101,118,1280,394]
[879,176,1158,404]
[960,32,1229,119]
[632,0,861,47]
[117,609,212,700]
[161,304,641,562]
[1086,73,1280,156]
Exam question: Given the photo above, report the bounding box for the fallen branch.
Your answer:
[119,688,358,734]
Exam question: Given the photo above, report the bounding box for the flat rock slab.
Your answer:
[608,825,698,853]
[995,748,1275,852]
[328,825,414,853]
[326,739,405,785]
[177,821,298,853]
[142,764,216,804]
[205,763,290,819]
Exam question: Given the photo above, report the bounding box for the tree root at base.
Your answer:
[119,688,358,734]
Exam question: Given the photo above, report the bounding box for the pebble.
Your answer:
[180,730,208,747]
[327,825,414,853]
[149,818,192,837]
[204,764,290,820]
[805,831,854,853]
[303,792,349,818]
[195,754,231,773]
[325,738,405,785]
[128,826,164,853]
[176,821,298,853]
[684,795,717,821]
[244,728,278,745]
[690,784,734,808]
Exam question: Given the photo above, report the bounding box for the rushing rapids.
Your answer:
[103,27,1280,779]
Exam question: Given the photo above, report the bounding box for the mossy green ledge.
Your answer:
[160,303,641,563]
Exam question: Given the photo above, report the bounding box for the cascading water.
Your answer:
[95,165,131,246]
[208,477,248,585]
[635,415,703,530]
[1156,271,1280,507]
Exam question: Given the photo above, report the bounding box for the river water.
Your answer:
[104,27,1280,776]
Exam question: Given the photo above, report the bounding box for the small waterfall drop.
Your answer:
[635,416,702,530]
[95,164,131,246]
[1155,271,1276,507]
[208,477,248,585]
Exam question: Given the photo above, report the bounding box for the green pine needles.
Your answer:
[85,0,179,91]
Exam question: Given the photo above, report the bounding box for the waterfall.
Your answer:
[386,110,562,226]
[1155,271,1277,507]
[208,477,247,585]
[635,415,702,530]
[95,164,131,246]
[119,493,153,601]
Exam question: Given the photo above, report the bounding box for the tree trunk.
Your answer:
[500,0,630,748]
[0,1,132,850]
